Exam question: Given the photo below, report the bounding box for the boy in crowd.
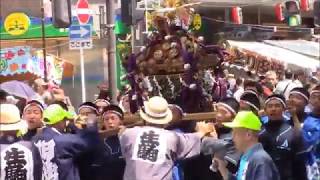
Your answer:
[202,98,241,174]
[239,90,261,115]
[32,104,100,180]
[74,102,105,180]
[259,94,307,180]
[100,104,126,180]
[302,85,320,179]
[287,87,310,128]
[76,102,99,129]
[22,100,45,141]
[243,79,263,97]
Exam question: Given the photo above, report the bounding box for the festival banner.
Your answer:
[0,46,41,77]
[35,51,64,85]
[0,46,64,85]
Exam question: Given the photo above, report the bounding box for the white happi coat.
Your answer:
[120,126,201,180]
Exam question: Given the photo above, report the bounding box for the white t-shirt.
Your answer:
[274,79,302,99]
[234,87,244,102]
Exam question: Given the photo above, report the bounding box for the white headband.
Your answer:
[265,97,286,108]
[289,91,309,102]
[94,99,110,105]
[311,90,320,96]
[217,103,237,115]
[78,105,98,114]
[23,103,44,113]
[240,100,259,112]
[103,110,123,119]
[243,90,259,98]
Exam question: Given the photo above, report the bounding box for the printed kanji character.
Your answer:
[137,130,160,162]
[34,140,59,180]
[4,147,27,180]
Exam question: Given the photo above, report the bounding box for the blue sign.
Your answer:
[69,25,92,40]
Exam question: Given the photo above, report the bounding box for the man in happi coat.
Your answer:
[32,104,100,180]
[119,96,213,180]
[0,104,42,180]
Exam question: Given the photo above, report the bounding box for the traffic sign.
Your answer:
[69,25,91,40]
[69,39,92,50]
[69,25,92,50]
[76,0,91,24]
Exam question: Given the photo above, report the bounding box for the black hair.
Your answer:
[0,90,8,101]
[240,91,261,111]
[27,100,44,110]
[97,90,111,101]
[78,102,99,114]
[290,87,310,102]
[244,79,263,95]
[220,97,240,114]
[102,104,124,120]
[285,70,293,79]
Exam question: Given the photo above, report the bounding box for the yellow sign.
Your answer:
[193,14,202,30]
[4,12,30,36]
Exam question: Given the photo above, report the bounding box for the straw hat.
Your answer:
[140,96,173,125]
[0,104,26,131]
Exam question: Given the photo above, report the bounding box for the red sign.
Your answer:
[77,0,90,24]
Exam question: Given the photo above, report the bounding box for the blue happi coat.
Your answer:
[32,126,99,180]
[302,114,320,180]
[98,135,126,180]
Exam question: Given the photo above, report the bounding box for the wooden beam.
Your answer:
[122,111,217,125]
[99,111,217,138]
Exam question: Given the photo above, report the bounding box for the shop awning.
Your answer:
[263,40,320,59]
[198,0,287,6]
[227,40,319,71]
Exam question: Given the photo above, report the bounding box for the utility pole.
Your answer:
[41,0,47,82]
[99,6,109,83]
[106,0,118,104]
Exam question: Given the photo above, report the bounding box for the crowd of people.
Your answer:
[0,69,320,180]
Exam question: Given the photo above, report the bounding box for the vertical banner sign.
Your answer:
[115,14,131,90]
[116,41,130,90]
